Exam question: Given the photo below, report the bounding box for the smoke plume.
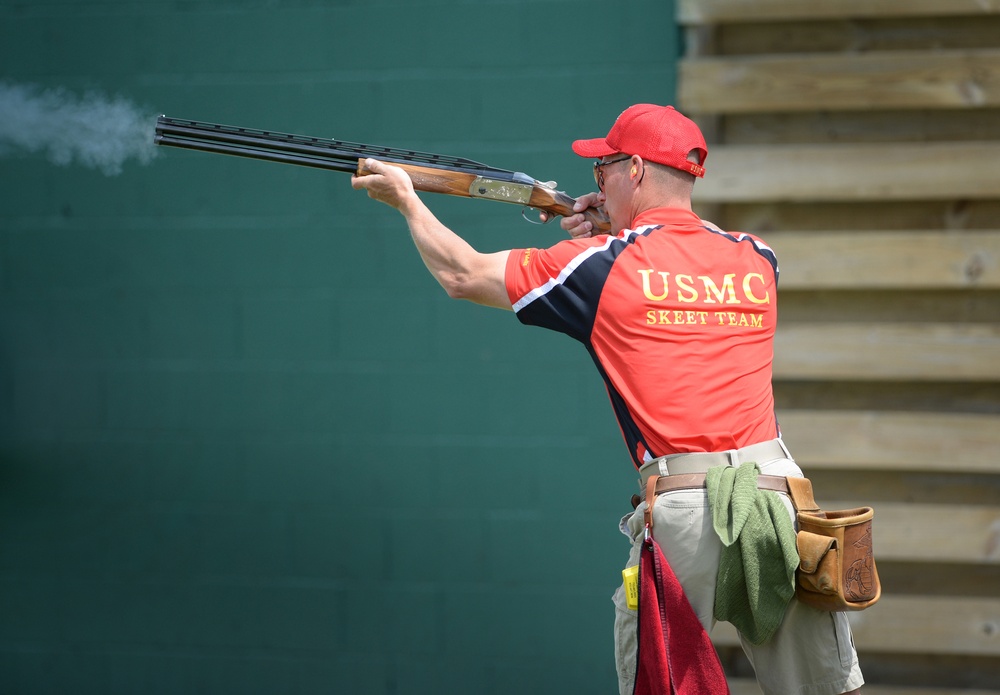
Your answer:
[0,81,158,176]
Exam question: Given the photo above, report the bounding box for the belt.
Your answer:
[629,472,790,509]
[638,438,791,489]
[653,472,788,495]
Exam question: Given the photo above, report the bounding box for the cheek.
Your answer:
[603,194,621,218]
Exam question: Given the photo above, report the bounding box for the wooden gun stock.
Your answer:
[354,160,610,233]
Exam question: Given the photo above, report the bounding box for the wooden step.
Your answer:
[729,678,1000,695]
[826,500,1000,564]
[773,323,1000,381]
[712,594,1000,655]
[766,230,1000,290]
[692,142,1000,203]
[711,16,1000,56]
[680,49,1000,113]
[678,0,1000,24]
[776,410,1000,474]
[714,200,1000,236]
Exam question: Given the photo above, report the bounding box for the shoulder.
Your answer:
[692,223,778,272]
[511,233,626,274]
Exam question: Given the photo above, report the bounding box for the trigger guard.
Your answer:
[521,206,549,226]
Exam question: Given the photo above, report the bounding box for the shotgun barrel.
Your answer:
[155,117,518,177]
[153,116,611,233]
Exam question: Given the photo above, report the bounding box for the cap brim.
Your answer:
[571,137,618,158]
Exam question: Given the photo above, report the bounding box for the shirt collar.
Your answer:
[630,207,703,231]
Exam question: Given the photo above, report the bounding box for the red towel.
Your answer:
[633,534,730,695]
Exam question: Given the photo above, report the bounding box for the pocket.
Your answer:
[831,611,856,668]
[758,457,803,478]
[619,510,637,539]
[612,582,638,690]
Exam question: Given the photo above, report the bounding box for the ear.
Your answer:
[630,156,644,184]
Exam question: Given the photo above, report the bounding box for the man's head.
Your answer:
[571,105,707,229]
[571,104,707,178]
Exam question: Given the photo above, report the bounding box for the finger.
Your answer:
[559,212,594,239]
[356,158,392,181]
[573,192,601,212]
[352,158,382,184]
[559,213,586,232]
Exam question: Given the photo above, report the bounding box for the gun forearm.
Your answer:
[355,160,611,233]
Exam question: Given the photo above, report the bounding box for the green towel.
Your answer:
[707,461,799,645]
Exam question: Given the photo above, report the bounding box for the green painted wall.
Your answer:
[0,2,679,692]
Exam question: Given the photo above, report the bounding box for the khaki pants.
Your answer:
[612,452,864,695]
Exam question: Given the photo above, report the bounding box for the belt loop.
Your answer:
[776,437,792,460]
[658,459,670,477]
[727,449,739,467]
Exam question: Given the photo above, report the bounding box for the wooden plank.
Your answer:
[716,17,1000,56]
[773,323,1000,381]
[692,142,1000,203]
[827,501,1000,565]
[680,50,1000,114]
[729,679,1000,695]
[767,230,1000,289]
[712,595,1000,655]
[803,470,1000,509]
[713,200,1000,235]
[678,0,1000,24]
[776,410,1000,474]
[780,290,1000,325]
[718,110,1000,145]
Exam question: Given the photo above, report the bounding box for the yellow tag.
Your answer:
[622,565,639,610]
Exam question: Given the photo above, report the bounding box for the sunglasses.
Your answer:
[593,156,632,191]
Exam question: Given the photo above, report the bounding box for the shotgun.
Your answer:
[154,116,610,233]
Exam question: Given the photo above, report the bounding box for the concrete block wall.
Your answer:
[0,1,679,692]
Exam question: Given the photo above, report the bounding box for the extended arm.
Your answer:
[352,158,512,310]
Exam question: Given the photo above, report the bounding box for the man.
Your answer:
[352,104,864,695]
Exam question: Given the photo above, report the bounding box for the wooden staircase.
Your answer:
[677,1,1000,692]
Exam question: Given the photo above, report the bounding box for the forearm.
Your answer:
[352,159,512,310]
[398,193,512,310]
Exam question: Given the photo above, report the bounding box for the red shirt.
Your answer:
[505,207,779,468]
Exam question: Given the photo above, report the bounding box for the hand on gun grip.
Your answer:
[540,191,606,238]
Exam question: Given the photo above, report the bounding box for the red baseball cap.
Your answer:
[571,104,707,177]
